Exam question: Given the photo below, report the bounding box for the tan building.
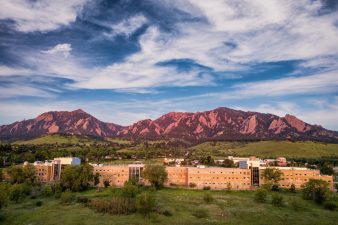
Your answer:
[165,166,188,187]
[92,162,144,187]
[260,167,334,190]
[27,157,81,183]
[29,157,333,192]
[186,167,252,190]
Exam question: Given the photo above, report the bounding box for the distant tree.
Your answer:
[262,168,282,190]
[103,180,110,188]
[289,184,297,193]
[9,184,30,203]
[7,165,37,185]
[319,164,334,175]
[142,165,168,189]
[189,182,197,188]
[61,164,94,192]
[302,179,330,204]
[226,182,232,191]
[335,183,338,193]
[94,173,100,186]
[223,159,234,168]
[201,156,215,166]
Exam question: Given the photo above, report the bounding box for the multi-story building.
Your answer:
[25,157,81,183]
[28,156,333,191]
[186,167,251,190]
[92,162,144,187]
[259,167,334,190]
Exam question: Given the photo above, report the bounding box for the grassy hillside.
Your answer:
[190,141,338,158]
[12,134,108,145]
[2,188,338,225]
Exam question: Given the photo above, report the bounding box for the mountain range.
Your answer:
[1,107,337,143]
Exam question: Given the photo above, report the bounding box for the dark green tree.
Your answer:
[60,164,94,192]
[142,165,168,189]
[302,179,330,204]
[262,167,282,190]
[319,164,334,175]
[7,164,37,185]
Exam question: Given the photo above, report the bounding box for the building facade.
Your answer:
[259,167,334,190]
[28,157,333,191]
[25,157,81,183]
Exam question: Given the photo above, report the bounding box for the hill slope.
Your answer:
[0,109,122,140]
[1,107,338,143]
[190,141,338,158]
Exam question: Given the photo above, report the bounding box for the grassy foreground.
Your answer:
[191,141,338,158]
[1,188,337,225]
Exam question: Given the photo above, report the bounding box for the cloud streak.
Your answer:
[0,0,88,32]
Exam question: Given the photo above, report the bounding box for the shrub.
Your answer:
[9,184,27,203]
[0,191,7,209]
[122,182,139,198]
[290,184,296,193]
[290,198,305,211]
[323,201,337,211]
[226,182,232,191]
[36,200,42,207]
[60,191,76,204]
[54,190,62,199]
[161,209,173,217]
[156,204,173,217]
[203,193,214,203]
[43,185,53,197]
[302,179,329,204]
[136,193,156,217]
[192,208,209,218]
[103,180,110,188]
[255,188,267,203]
[189,182,196,188]
[89,197,136,215]
[203,186,211,190]
[271,194,284,207]
[77,196,89,204]
[271,184,280,192]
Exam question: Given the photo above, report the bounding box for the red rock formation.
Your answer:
[1,107,337,142]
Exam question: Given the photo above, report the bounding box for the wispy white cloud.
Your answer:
[42,43,72,58]
[230,71,338,98]
[0,0,87,32]
[0,84,56,99]
[104,14,148,38]
[2,1,338,94]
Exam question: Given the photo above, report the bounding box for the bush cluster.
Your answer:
[271,194,284,207]
[89,197,136,215]
[254,188,267,203]
[192,208,209,218]
[203,193,214,203]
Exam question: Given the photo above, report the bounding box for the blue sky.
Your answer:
[1,0,338,130]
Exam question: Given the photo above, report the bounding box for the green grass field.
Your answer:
[1,188,337,225]
[12,134,108,146]
[190,141,338,158]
